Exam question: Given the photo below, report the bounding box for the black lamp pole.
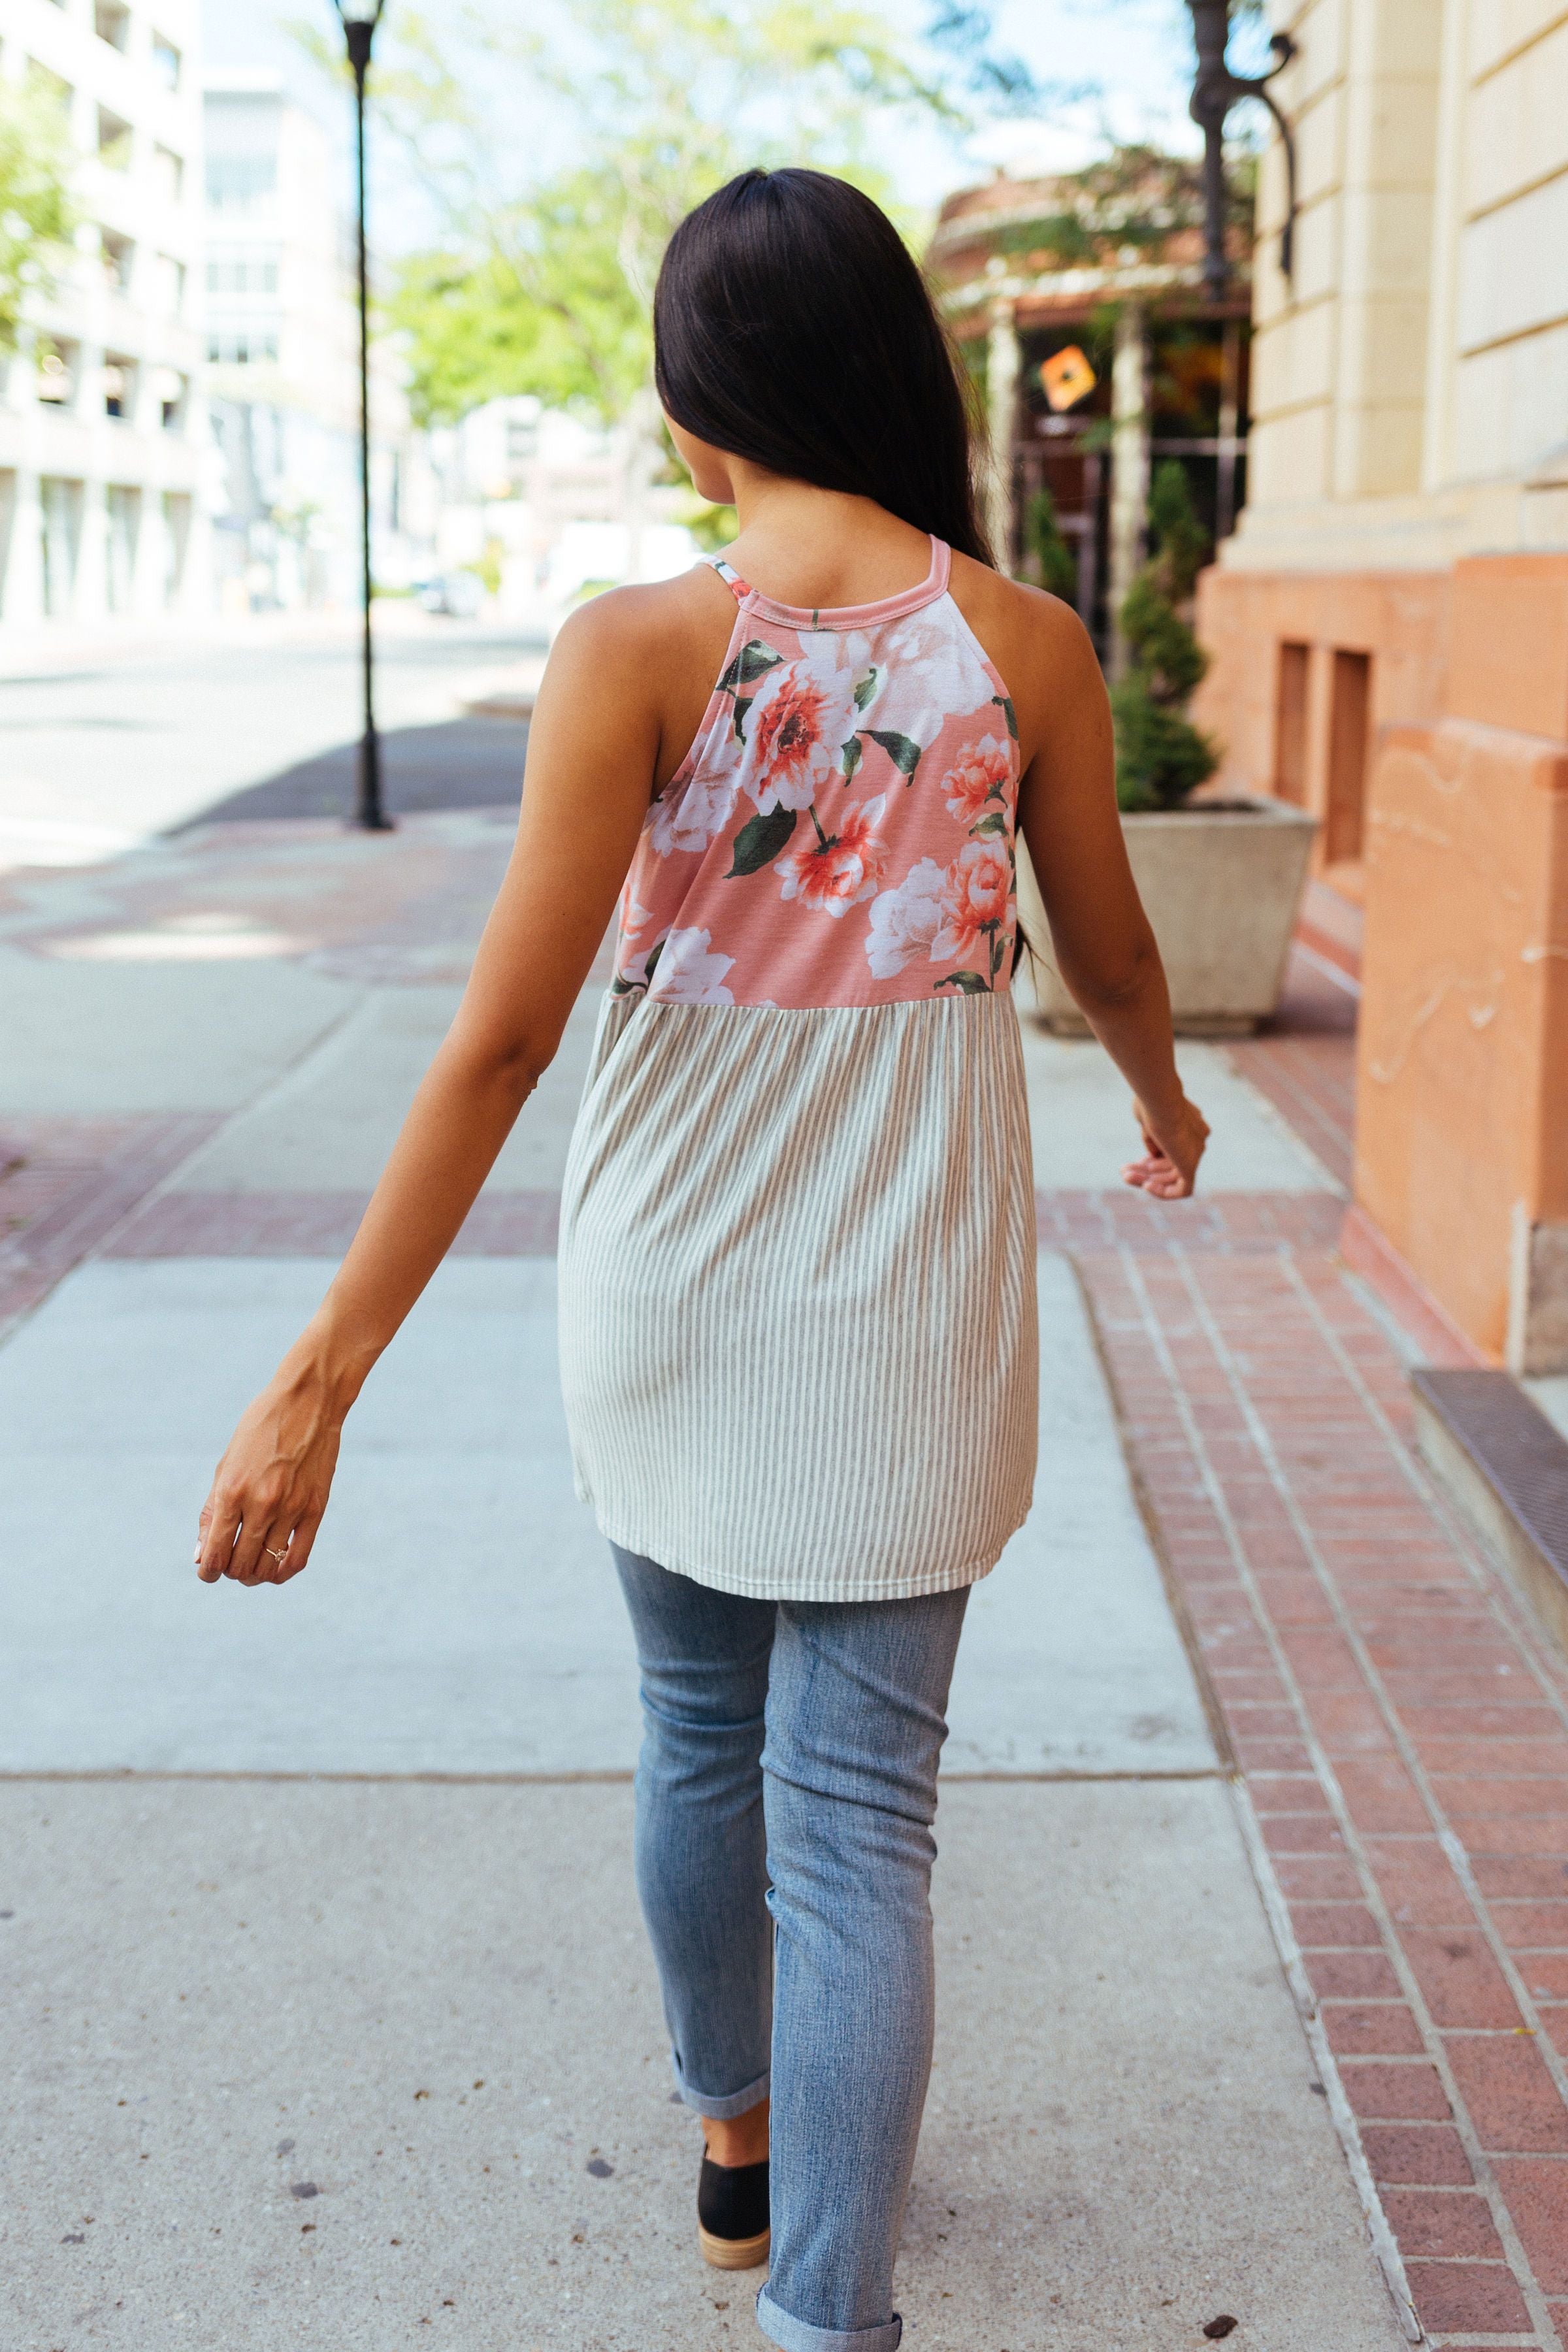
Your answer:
[334,0,391,830]
[1185,0,1298,300]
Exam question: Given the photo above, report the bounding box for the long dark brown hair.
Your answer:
[654,169,994,566]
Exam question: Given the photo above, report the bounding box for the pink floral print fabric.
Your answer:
[613,539,1021,1011]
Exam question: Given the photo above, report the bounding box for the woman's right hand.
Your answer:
[1122,1091,1210,1201]
[195,1348,346,1588]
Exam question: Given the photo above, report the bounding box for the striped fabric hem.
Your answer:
[588,1509,1032,1607]
[559,989,1037,1606]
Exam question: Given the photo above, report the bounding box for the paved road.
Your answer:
[0,612,538,864]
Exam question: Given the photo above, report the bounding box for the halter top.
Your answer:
[557,538,1037,1601]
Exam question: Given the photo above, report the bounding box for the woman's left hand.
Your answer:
[1122,1090,1210,1200]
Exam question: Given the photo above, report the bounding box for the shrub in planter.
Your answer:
[1021,460,1318,1032]
[1024,483,1077,604]
[1109,461,1218,813]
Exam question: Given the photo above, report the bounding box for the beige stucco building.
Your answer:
[1196,0,1568,1372]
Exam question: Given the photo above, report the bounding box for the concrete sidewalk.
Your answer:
[0,804,1480,2351]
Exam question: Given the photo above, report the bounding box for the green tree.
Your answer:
[0,75,76,351]
[302,0,1046,429]
[1109,461,1218,811]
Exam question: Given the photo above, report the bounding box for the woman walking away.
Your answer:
[196,168,1209,2352]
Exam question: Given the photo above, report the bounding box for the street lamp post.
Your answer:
[1184,1,1298,301]
[333,0,391,831]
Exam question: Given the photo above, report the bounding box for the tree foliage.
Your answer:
[309,0,1055,426]
[0,76,76,351]
[1110,461,1218,811]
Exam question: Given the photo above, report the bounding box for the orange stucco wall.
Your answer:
[1358,717,1568,1356]
[1192,567,1450,880]
[1195,553,1568,1367]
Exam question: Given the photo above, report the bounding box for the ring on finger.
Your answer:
[265,1544,288,1563]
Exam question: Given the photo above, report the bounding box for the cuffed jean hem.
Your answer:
[755,2291,902,2352]
[671,2055,771,2121]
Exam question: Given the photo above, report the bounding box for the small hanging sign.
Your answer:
[1040,345,1097,412]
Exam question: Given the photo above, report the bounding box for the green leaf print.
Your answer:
[936,970,992,994]
[992,693,1019,741]
[989,928,1006,980]
[866,729,922,779]
[610,934,664,996]
[840,735,864,782]
[725,804,798,877]
[733,694,753,742]
[970,810,1007,836]
[719,639,785,693]
[852,667,879,711]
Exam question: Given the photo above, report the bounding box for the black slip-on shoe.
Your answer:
[697,2153,770,2270]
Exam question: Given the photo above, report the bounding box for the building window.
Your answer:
[26,60,73,118]
[103,355,137,420]
[1273,642,1310,806]
[1327,649,1373,865]
[206,155,276,212]
[106,485,140,613]
[151,31,180,90]
[98,105,133,168]
[206,253,280,294]
[95,1,131,51]
[162,491,191,606]
[0,470,15,621]
[154,365,186,430]
[152,143,183,203]
[37,338,77,406]
[153,252,184,316]
[205,331,279,365]
[101,229,135,293]
[40,478,82,616]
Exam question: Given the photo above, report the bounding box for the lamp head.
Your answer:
[334,0,385,69]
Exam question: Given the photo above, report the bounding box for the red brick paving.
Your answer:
[103,1186,561,1258]
[1226,944,1359,1192]
[1081,1239,1568,2346]
[1036,1184,1344,1252]
[0,1113,221,1330]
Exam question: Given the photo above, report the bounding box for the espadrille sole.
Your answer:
[698,2222,771,2271]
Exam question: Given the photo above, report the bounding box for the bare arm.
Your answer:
[196,590,670,1588]
[1013,604,1209,1200]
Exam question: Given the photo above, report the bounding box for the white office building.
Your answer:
[0,0,208,625]
[203,73,436,612]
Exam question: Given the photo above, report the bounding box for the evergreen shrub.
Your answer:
[1110,459,1219,812]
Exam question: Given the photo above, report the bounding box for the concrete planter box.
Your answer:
[1021,797,1319,1036]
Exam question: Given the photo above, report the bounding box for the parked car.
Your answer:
[416,571,485,619]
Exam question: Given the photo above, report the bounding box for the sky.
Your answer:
[200,0,1211,237]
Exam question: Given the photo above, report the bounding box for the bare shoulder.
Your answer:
[546,565,733,677]
[949,552,1095,679]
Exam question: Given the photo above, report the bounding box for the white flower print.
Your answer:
[650,755,743,857]
[649,926,736,1005]
[864,857,947,979]
[874,608,999,748]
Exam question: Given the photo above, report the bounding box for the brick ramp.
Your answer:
[1085,1241,1568,2347]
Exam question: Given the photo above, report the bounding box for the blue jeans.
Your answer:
[612,1544,971,2352]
